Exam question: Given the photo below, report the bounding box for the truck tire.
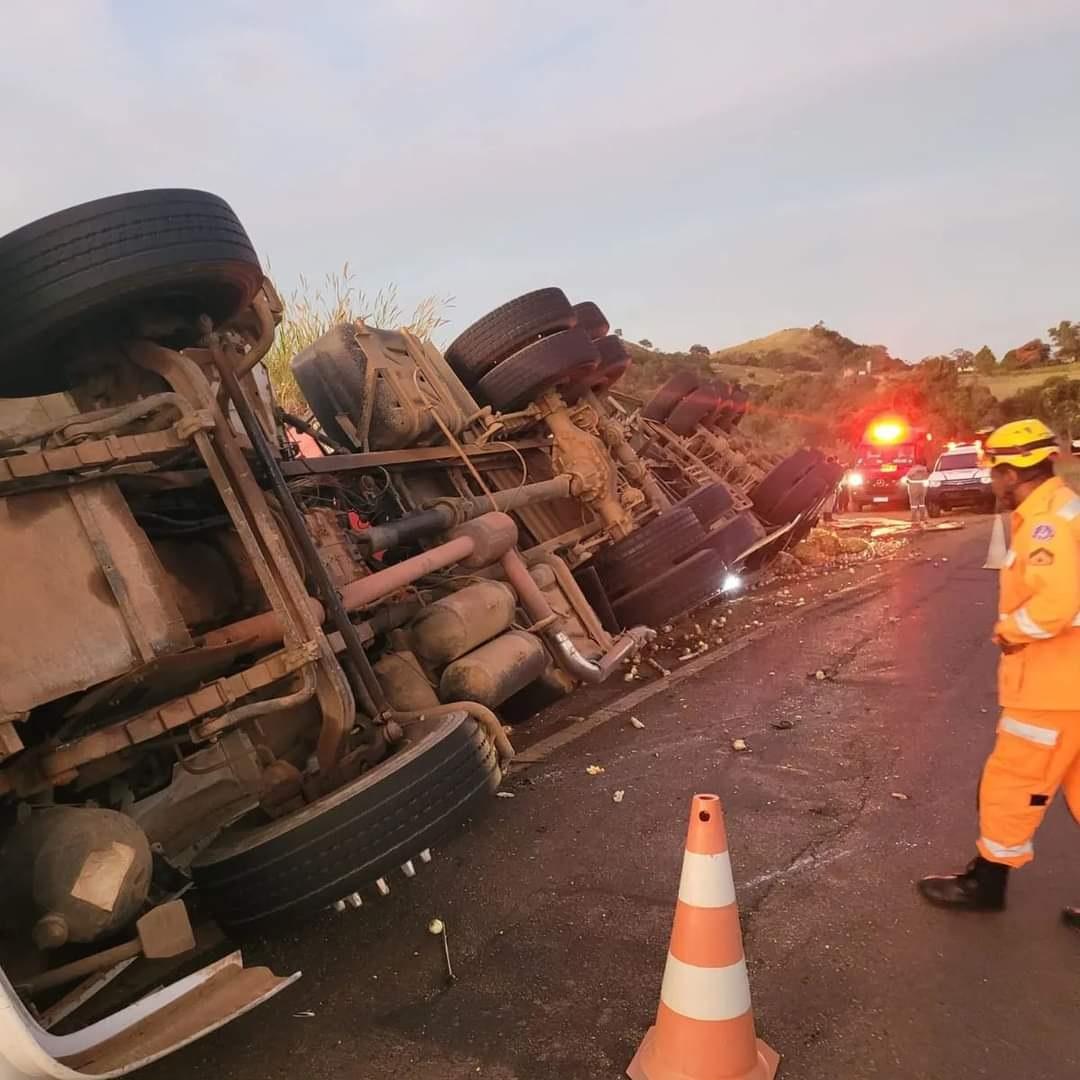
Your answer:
[191,712,500,932]
[666,382,721,436]
[564,335,632,402]
[761,467,832,526]
[673,481,736,528]
[611,549,727,629]
[750,449,820,518]
[572,565,621,635]
[701,511,766,566]
[592,507,706,600]
[0,189,262,397]
[571,301,610,341]
[290,323,369,449]
[641,371,699,422]
[707,381,735,430]
[474,328,599,411]
[445,288,575,385]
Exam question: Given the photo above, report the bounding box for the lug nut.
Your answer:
[346,893,363,909]
[376,877,390,896]
[419,849,433,864]
[332,900,347,913]
[401,860,416,878]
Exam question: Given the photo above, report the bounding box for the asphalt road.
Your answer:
[145,518,1080,1080]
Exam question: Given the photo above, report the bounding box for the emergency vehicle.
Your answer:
[845,416,932,510]
[926,442,995,517]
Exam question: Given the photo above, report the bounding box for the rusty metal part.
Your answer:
[0,807,153,950]
[524,550,612,651]
[20,899,195,997]
[0,483,191,720]
[388,703,514,769]
[411,581,517,664]
[129,340,356,773]
[193,664,317,742]
[537,390,632,539]
[446,511,519,569]
[340,536,472,610]
[359,476,574,552]
[500,548,653,684]
[0,644,320,795]
[209,331,386,727]
[439,630,548,708]
[0,425,204,497]
[233,288,278,378]
[0,722,24,762]
[585,389,671,512]
[278,439,550,477]
[304,506,363,586]
[197,597,327,652]
[373,651,440,711]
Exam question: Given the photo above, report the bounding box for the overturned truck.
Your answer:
[0,190,834,1076]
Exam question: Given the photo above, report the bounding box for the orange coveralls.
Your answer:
[978,476,1080,868]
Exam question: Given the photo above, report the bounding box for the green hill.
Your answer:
[621,324,903,398]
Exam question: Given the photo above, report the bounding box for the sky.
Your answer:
[3,1,1080,361]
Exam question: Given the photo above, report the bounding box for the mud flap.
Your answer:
[0,952,298,1078]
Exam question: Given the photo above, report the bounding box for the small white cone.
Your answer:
[983,513,1008,570]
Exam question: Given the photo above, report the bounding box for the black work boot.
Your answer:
[917,856,1009,911]
[1064,907,1080,930]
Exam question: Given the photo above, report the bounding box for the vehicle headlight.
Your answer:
[847,472,864,488]
[928,475,943,487]
[721,572,743,594]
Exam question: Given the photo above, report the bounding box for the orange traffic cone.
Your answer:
[983,513,1009,571]
[628,794,779,1080]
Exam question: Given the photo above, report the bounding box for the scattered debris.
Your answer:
[629,716,646,730]
[890,792,910,801]
[678,642,709,661]
[495,791,516,799]
[428,918,455,982]
[293,1010,316,1019]
[644,656,671,678]
[732,738,750,752]
[771,718,796,730]
[586,764,605,776]
[612,789,625,803]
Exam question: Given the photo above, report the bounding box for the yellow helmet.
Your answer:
[979,418,1059,469]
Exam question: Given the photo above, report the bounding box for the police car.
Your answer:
[926,443,995,517]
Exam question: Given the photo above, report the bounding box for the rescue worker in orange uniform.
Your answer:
[918,419,1080,927]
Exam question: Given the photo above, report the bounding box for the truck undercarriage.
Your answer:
[0,189,839,1075]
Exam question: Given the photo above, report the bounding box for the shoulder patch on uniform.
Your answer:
[1032,523,1055,541]
[1029,548,1055,566]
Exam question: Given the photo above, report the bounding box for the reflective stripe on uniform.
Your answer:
[1000,715,1059,747]
[1004,550,1017,568]
[1073,613,1080,628]
[1014,606,1053,639]
[1057,496,1080,522]
[980,837,1034,860]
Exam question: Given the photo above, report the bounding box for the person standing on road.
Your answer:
[906,462,930,525]
[918,419,1080,928]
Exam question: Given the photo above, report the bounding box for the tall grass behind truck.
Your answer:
[0,193,659,1076]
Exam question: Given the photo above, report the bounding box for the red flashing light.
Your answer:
[866,417,909,445]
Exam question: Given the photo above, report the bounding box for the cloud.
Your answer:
[3,0,1080,357]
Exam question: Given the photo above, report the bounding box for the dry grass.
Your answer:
[962,365,1079,401]
[264,264,453,411]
